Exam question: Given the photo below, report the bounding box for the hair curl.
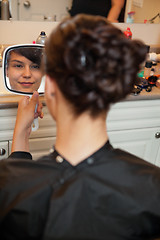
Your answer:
[45,14,147,117]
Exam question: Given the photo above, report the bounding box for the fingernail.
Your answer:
[33,91,38,98]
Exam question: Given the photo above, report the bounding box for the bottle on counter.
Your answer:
[126,11,135,23]
[143,61,152,78]
[155,63,160,76]
[1,0,10,20]
[147,53,160,76]
[148,52,160,62]
[150,62,157,76]
[124,27,132,39]
[36,31,47,45]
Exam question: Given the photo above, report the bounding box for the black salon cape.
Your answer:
[0,141,160,240]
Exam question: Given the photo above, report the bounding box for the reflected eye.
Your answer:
[30,64,40,70]
[10,63,24,68]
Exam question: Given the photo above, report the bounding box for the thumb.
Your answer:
[29,91,39,111]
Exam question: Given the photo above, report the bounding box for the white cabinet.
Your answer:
[0,98,160,166]
[9,137,56,160]
[0,106,56,159]
[28,137,56,159]
[108,128,160,166]
[107,99,160,167]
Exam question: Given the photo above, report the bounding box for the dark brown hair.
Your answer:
[45,14,147,117]
[7,47,43,67]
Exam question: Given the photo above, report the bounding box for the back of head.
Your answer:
[45,14,147,117]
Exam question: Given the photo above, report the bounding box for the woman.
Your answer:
[0,14,160,239]
[69,0,126,22]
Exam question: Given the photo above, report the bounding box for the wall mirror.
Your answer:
[2,0,160,24]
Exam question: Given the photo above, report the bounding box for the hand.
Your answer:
[16,91,43,133]
[11,91,43,153]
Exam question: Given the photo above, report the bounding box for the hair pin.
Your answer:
[80,54,86,67]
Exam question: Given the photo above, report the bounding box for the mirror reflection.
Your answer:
[1,0,159,23]
[4,45,45,95]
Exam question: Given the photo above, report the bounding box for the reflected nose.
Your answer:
[22,66,32,78]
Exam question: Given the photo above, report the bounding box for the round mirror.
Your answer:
[3,44,45,95]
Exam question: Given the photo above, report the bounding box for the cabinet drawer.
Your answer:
[9,136,56,160]
[107,100,160,131]
[108,127,160,165]
[0,106,56,141]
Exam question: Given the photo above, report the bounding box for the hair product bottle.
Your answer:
[36,31,47,45]
[1,0,10,20]
[124,27,132,39]
[143,61,152,78]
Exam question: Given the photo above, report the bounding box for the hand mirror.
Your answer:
[2,44,45,131]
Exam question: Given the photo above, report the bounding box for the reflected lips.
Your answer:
[19,82,34,88]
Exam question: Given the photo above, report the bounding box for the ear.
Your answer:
[45,75,56,99]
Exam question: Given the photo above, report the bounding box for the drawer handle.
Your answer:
[155,132,160,139]
[24,1,31,8]
[0,148,6,156]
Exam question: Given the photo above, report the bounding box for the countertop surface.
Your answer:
[0,86,160,109]
[1,64,160,107]
[128,86,160,101]
[0,94,45,109]
[1,64,160,108]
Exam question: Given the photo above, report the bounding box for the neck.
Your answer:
[55,112,108,166]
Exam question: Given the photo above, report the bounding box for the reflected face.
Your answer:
[7,51,43,93]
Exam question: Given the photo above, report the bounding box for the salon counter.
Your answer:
[1,86,160,108]
[0,94,45,108]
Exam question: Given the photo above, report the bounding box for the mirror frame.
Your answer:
[2,43,45,96]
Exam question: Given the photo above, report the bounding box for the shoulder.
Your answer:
[0,153,62,188]
[0,153,62,220]
[108,146,160,174]
[114,148,160,191]
[113,147,160,171]
[96,144,160,188]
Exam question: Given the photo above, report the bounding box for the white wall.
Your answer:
[132,0,160,23]
[0,20,159,47]
[125,0,160,23]
[8,0,72,21]
[0,20,59,44]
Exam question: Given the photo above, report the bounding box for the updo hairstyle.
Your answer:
[45,14,147,117]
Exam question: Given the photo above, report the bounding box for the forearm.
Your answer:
[11,126,30,153]
[11,92,43,153]
[107,0,124,22]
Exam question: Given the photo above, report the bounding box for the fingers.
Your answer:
[18,96,30,108]
[30,91,39,111]
[18,91,44,121]
[33,92,44,119]
[18,92,38,111]
[37,100,43,110]
[34,108,44,119]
